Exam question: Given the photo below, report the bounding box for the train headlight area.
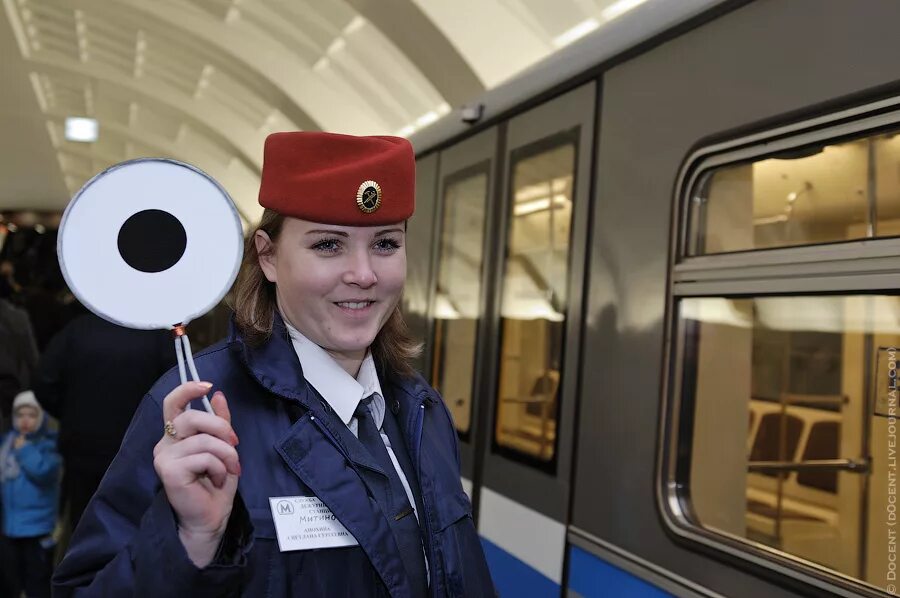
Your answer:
[7,0,900,596]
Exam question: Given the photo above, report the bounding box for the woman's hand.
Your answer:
[153,381,241,568]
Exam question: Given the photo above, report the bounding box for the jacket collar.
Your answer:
[228,312,438,410]
[283,318,385,429]
[229,312,311,406]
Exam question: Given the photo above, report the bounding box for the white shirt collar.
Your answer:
[283,318,384,429]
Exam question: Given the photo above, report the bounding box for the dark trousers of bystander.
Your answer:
[62,463,105,535]
[0,534,54,598]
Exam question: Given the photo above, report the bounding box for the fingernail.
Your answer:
[199,382,213,391]
[231,432,240,446]
[235,462,242,476]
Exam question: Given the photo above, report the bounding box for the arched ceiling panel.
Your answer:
[28,59,261,170]
[412,0,650,88]
[343,0,484,106]
[411,0,553,89]
[0,0,653,214]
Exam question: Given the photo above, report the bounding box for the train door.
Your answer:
[404,151,439,374]
[474,83,596,597]
[426,128,500,498]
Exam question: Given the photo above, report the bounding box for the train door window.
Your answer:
[666,101,900,596]
[686,129,900,256]
[494,133,577,464]
[430,165,490,435]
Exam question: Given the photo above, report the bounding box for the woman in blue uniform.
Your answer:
[52,132,495,597]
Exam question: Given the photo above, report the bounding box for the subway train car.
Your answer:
[402,0,900,596]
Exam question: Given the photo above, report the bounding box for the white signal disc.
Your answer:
[58,158,243,330]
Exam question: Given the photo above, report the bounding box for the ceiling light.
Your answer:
[516,182,554,202]
[514,195,569,216]
[752,214,789,226]
[434,295,460,320]
[601,0,648,22]
[65,117,98,142]
[553,18,599,48]
[415,111,439,128]
[515,197,552,216]
[344,16,365,35]
[327,38,345,55]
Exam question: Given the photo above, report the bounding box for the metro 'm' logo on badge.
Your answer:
[268,496,359,552]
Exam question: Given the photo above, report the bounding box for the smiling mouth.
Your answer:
[335,301,375,310]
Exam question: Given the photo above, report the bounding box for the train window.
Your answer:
[494,135,576,464]
[679,294,897,587]
[687,129,900,255]
[430,165,490,435]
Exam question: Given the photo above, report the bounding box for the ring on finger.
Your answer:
[164,420,178,439]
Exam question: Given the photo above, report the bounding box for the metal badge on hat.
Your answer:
[58,158,243,415]
[356,180,382,213]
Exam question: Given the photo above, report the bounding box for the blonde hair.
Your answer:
[229,209,421,378]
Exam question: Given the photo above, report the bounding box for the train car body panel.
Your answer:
[406,0,900,595]
[572,0,900,596]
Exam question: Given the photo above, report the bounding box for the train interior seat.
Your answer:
[497,368,560,459]
[745,398,843,569]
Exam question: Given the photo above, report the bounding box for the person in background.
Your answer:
[0,259,25,303]
[31,312,176,534]
[0,266,39,431]
[0,390,61,598]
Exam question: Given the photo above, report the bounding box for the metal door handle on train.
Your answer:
[747,458,871,474]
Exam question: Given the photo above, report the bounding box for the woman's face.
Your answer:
[256,217,406,361]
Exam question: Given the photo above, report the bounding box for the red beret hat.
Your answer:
[258,132,415,226]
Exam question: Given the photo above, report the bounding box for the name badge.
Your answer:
[269,496,359,552]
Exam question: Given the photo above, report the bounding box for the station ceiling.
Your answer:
[0,0,648,222]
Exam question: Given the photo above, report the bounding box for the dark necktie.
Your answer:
[354,396,429,596]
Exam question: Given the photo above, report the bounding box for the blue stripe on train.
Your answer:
[567,545,674,598]
[481,537,560,597]
[480,537,675,597]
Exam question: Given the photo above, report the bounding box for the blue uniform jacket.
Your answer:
[52,317,495,597]
[1,420,60,538]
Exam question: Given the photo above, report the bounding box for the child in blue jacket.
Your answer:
[0,390,61,598]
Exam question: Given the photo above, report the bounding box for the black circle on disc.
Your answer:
[117,209,187,273]
[361,186,378,209]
